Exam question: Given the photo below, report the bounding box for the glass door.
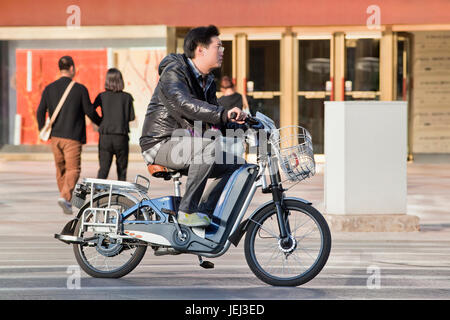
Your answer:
[247,40,281,127]
[396,34,411,101]
[0,41,8,145]
[345,38,380,100]
[298,39,331,154]
[396,33,412,160]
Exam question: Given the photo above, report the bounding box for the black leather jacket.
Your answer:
[139,53,229,164]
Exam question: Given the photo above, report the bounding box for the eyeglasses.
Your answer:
[211,44,224,53]
[203,44,225,53]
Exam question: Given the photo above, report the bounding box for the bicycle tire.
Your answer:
[244,199,331,286]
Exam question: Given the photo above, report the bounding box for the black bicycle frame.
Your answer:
[265,145,291,242]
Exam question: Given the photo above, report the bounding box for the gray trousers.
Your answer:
[154,137,244,215]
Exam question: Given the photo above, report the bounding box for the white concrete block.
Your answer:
[324,101,407,215]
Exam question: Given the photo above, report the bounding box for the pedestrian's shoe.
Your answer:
[58,198,73,215]
[177,211,211,227]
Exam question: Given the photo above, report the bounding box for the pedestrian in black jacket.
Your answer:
[140,25,247,228]
[93,68,135,181]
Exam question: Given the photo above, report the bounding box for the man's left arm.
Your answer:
[81,86,102,126]
[209,86,247,131]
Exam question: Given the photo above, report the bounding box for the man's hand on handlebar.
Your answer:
[227,107,247,124]
[229,109,263,129]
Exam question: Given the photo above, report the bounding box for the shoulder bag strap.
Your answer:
[49,80,75,125]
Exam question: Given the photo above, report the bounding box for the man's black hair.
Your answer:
[183,25,220,59]
[58,56,74,71]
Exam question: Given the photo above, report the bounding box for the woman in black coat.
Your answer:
[94,68,135,181]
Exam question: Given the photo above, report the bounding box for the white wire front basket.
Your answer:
[270,126,316,182]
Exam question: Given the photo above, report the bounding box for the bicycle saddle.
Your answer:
[147,164,185,180]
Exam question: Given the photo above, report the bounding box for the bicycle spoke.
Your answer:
[104,257,109,271]
[266,250,283,275]
[292,218,313,237]
[298,245,318,261]
[251,218,280,240]
[296,226,319,242]
[263,245,281,268]
[289,251,308,273]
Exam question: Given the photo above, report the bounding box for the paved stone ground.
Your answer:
[0,158,450,300]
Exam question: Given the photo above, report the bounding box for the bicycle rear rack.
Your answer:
[81,207,120,234]
[72,175,150,209]
[86,175,150,203]
[54,176,152,245]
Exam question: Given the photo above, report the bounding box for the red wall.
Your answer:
[16,49,107,145]
[1,0,450,27]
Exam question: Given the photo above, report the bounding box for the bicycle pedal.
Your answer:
[199,261,214,269]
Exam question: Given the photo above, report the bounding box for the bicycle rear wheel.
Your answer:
[73,193,148,278]
[244,199,331,286]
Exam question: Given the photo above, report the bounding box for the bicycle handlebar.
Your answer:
[230,112,260,126]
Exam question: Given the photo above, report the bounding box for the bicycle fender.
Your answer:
[227,197,312,247]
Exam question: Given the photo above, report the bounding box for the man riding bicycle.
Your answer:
[140,25,247,228]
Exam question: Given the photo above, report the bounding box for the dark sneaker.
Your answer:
[58,198,73,215]
[177,211,211,227]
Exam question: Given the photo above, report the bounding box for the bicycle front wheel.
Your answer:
[244,199,331,286]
